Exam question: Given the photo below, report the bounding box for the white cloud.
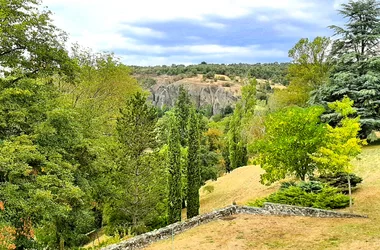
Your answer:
[42,0,337,64]
[333,0,347,9]
[202,22,227,29]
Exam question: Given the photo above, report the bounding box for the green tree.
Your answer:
[270,37,331,110]
[252,106,327,184]
[167,114,182,224]
[113,92,165,232]
[312,0,380,137]
[175,86,192,146]
[186,108,201,218]
[310,97,367,209]
[0,0,73,81]
[288,37,331,89]
[227,78,256,171]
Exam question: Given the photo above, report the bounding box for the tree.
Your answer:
[61,46,140,137]
[312,0,380,137]
[252,106,327,184]
[186,108,201,218]
[167,114,182,224]
[0,0,73,81]
[269,37,331,110]
[227,78,256,171]
[175,86,192,146]
[114,92,164,232]
[329,0,380,67]
[288,37,331,89]
[310,97,367,210]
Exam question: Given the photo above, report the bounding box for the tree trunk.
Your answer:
[348,175,353,213]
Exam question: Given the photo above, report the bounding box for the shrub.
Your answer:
[203,185,215,194]
[249,181,350,209]
[310,172,363,193]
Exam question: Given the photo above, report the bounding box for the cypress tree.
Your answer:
[175,86,191,147]
[186,108,201,218]
[167,114,182,224]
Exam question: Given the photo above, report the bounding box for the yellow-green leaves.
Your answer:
[311,97,367,174]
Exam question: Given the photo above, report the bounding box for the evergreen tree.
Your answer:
[175,86,191,147]
[186,108,201,218]
[227,78,256,171]
[312,0,380,137]
[114,92,164,232]
[167,114,182,224]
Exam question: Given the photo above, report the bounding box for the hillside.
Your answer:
[146,145,380,250]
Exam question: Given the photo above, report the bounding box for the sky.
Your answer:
[42,0,348,66]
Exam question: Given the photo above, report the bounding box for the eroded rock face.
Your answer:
[148,81,241,115]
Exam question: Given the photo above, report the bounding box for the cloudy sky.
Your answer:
[42,0,347,66]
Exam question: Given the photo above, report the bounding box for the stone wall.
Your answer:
[101,203,367,250]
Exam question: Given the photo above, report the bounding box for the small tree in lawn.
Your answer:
[310,96,367,211]
[252,106,327,184]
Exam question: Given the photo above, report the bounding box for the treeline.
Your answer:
[132,62,289,85]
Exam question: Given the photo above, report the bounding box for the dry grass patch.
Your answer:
[199,166,277,214]
[146,145,380,249]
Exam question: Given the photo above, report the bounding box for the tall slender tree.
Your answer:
[167,114,182,224]
[175,86,192,147]
[186,108,201,218]
[115,92,163,231]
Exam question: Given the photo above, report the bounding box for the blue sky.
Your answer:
[43,0,347,66]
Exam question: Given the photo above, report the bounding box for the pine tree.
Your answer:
[312,0,380,137]
[186,108,201,218]
[167,113,182,224]
[116,92,162,231]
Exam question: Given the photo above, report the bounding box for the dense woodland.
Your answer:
[132,63,289,85]
[1,0,380,249]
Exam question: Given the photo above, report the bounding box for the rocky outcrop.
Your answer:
[148,81,241,115]
[101,203,367,250]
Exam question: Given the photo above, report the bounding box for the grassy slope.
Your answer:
[146,145,380,250]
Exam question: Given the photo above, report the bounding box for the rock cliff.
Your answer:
[148,79,241,115]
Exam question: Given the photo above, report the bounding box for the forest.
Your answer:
[1,0,380,249]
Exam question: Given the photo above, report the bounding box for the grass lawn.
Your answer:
[146,145,380,250]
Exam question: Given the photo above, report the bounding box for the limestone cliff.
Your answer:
[148,79,241,115]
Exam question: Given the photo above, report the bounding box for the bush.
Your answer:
[249,181,350,209]
[203,185,215,194]
[310,172,363,194]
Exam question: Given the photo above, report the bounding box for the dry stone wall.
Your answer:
[101,203,367,250]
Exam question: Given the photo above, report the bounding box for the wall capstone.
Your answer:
[101,203,367,250]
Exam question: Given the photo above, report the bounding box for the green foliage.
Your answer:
[187,108,201,218]
[312,0,380,137]
[0,0,74,80]
[269,37,331,110]
[310,97,367,174]
[167,114,182,224]
[175,86,192,146]
[132,63,289,85]
[288,37,331,89]
[108,92,166,234]
[251,106,327,184]
[202,185,215,194]
[250,181,350,209]
[310,172,363,193]
[226,79,257,172]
